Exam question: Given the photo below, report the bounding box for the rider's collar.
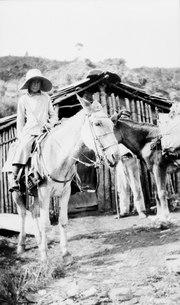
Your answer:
[28,91,41,96]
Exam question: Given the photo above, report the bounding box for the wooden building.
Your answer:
[0,70,173,215]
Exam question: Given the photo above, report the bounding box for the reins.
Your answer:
[71,152,102,168]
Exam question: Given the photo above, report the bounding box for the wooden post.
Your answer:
[145,103,149,123]
[109,95,114,116]
[111,93,117,113]
[93,92,100,103]
[2,131,6,212]
[107,93,118,212]
[98,85,111,211]
[106,95,111,116]
[136,100,141,122]
[154,106,159,125]
[99,85,108,114]
[0,132,3,213]
[140,100,146,122]
[131,99,137,121]
[3,130,9,212]
[115,95,121,113]
[118,96,125,109]
[125,98,131,112]
[148,104,153,124]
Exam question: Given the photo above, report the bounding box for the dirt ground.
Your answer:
[1,211,180,305]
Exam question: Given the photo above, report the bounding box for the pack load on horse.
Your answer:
[111,108,180,222]
[159,100,180,157]
[3,77,120,261]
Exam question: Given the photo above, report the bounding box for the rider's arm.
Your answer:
[16,96,26,138]
[47,98,58,127]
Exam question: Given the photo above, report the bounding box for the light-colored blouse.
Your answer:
[17,92,58,138]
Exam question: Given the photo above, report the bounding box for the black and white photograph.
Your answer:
[0,0,180,304]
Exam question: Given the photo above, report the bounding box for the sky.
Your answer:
[0,0,180,68]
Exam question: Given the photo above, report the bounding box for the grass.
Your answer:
[0,258,65,304]
[145,266,180,299]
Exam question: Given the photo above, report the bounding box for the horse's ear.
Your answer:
[111,111,118,125]
[91,100,102,112]
[76,94,92,112]
[76,94,102,114]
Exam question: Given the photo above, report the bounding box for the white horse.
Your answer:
[10,96,120,261]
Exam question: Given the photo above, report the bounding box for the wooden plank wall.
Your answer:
[0,124,17,213]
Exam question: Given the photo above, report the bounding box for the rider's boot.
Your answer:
[9,165,22,192]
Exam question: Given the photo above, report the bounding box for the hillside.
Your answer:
[0,56,180,118]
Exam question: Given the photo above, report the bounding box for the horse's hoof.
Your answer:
[40,252,48,262]
[17,245,25,254]
[139,212,147,219]
[63,252,74,266]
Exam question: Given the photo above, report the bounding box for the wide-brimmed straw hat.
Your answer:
[19,69,52,92]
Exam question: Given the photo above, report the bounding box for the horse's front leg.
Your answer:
[12,191,26,254]
[152,164,170,220]
[58,184,72,263]
[31,197,42,247]
[38,186,51,261]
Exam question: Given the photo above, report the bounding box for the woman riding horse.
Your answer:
[9,69,58,192]
[4,91,120,261]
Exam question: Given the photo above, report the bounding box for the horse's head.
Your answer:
[77,95,120,167]
[111,111,161,156]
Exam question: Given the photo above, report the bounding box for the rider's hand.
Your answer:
[42,123,53,132]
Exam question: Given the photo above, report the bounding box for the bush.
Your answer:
[0,99,17,118]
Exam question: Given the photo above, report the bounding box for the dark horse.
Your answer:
[112,112,180,220]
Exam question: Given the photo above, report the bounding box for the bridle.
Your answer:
[87,113,118,155]
[72,114,117,168]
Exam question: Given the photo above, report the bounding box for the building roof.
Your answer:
[51,70,171,111]
[0,70,171,128]
[0,114,16,130]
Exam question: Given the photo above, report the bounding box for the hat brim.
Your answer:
[19,76,52,92]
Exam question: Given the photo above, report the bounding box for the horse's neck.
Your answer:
[42,110,86,175]
[117,120,159,155]
[121,128,142,155]
[53,110,85,153]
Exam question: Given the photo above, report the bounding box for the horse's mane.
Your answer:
[52,109,84,136]
[118,118,156,128]
[58,109,83,126]
[118,118,160,138]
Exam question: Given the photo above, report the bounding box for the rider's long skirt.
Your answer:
[12,135,35,165]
